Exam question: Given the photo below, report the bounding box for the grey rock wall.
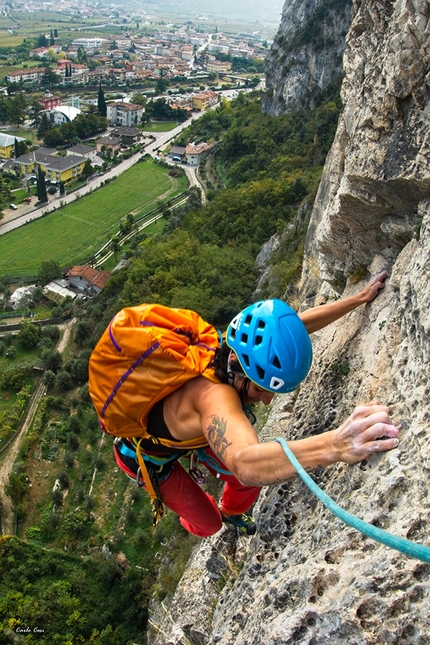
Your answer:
[303,0,430,286]
[262,0,352,115]
[148,1,430,643]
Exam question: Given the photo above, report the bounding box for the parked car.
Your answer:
[9,203,17,210]
[23,197,32,203]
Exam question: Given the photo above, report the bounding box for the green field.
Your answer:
[0,129,41,145]
[142,121,180,133]
[0,34,24,47]
[0,160,188,278]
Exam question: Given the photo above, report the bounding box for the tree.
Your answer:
[56,370,73,392]
[74,319,93,346]
[37,259,61,285]
[28,98,44,128]
[155,77,169,95]
[77,46,87,63]
[37,112,52,139]
[82,158,94,180]
[126,212,134,228]
[17,321,42,349]
[36,166,48,203]
[43,370,56,389]
[37,34,49,47]
[43,128,64,147]
[110,237,120,259]
[7,93,27,126]
[41,349,62,373]
[64,358,88,384]
[5,466,29,519]
[0,175,13,212]
[47,47,57,63]
[41,66,59,89]
[97,81,107,117]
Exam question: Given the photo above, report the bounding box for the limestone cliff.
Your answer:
[149,1,430,643]
[262,0,352,115]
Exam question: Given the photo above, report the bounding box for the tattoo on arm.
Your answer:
[207,415,232,463]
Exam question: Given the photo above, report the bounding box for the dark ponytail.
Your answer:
[210,344,251,403]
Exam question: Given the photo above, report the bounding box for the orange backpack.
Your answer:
[88,303,221,445]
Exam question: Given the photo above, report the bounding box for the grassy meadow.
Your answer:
[142,121,180,133]
[0,160,188,278]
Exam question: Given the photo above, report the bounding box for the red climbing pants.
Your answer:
[114,445,261,538]
[160,448,261,537]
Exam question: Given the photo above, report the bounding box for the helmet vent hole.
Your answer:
[242,354,250,367]
[257,321,265,330]
[255,335,263,346]
[241,333,248,344]
[256,365,265,380]
[244,314,253,325]
[272,355,281,369]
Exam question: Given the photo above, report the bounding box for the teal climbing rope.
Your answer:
[275,437,430,564]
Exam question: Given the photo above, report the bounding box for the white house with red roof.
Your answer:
[65,266,111,296]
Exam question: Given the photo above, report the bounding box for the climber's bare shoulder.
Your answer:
[163,376,241,442]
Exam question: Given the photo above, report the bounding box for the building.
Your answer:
[192,90,219,111]
[192,93,209,111]
[11,148,56,176]
[96,136,121,154]
[29,47,50,59]
[13,148,85,185]
[115,38,132,49]
[38,91,62,111]
[6,68,50,84]
[185,141,218,166]
[51,105,81,125]
[8,285,37,310]
[65,266,111,296]
[0,133,26,160]
[44,279,77,302]
[29,45,62,58]
[110,126,141,146]
[71,37,110,50]
[169,146,186,161]
[41,154,86,185]
[206,60,232,74]
[106,102,144,127]
[67,144,100,164]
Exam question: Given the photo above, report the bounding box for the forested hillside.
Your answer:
[102,91,341,328]
[0,90,341,645]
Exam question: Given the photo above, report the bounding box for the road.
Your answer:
[0,114,202,237]
[0,318,75,535]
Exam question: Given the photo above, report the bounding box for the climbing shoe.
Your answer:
[222,513,256,535]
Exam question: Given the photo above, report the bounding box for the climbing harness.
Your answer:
[276,437,430,564]
[189,451,206,484]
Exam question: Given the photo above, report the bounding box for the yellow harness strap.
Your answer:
[134,434,210,527]
[136,439,164,527]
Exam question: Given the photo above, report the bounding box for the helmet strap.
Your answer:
[227,350,244,386]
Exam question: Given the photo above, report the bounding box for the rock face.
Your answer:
[262,0,352,115]
[303,0,430,289]
[148,1,430,643]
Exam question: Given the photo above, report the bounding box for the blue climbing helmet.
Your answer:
[226,299,312,393]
